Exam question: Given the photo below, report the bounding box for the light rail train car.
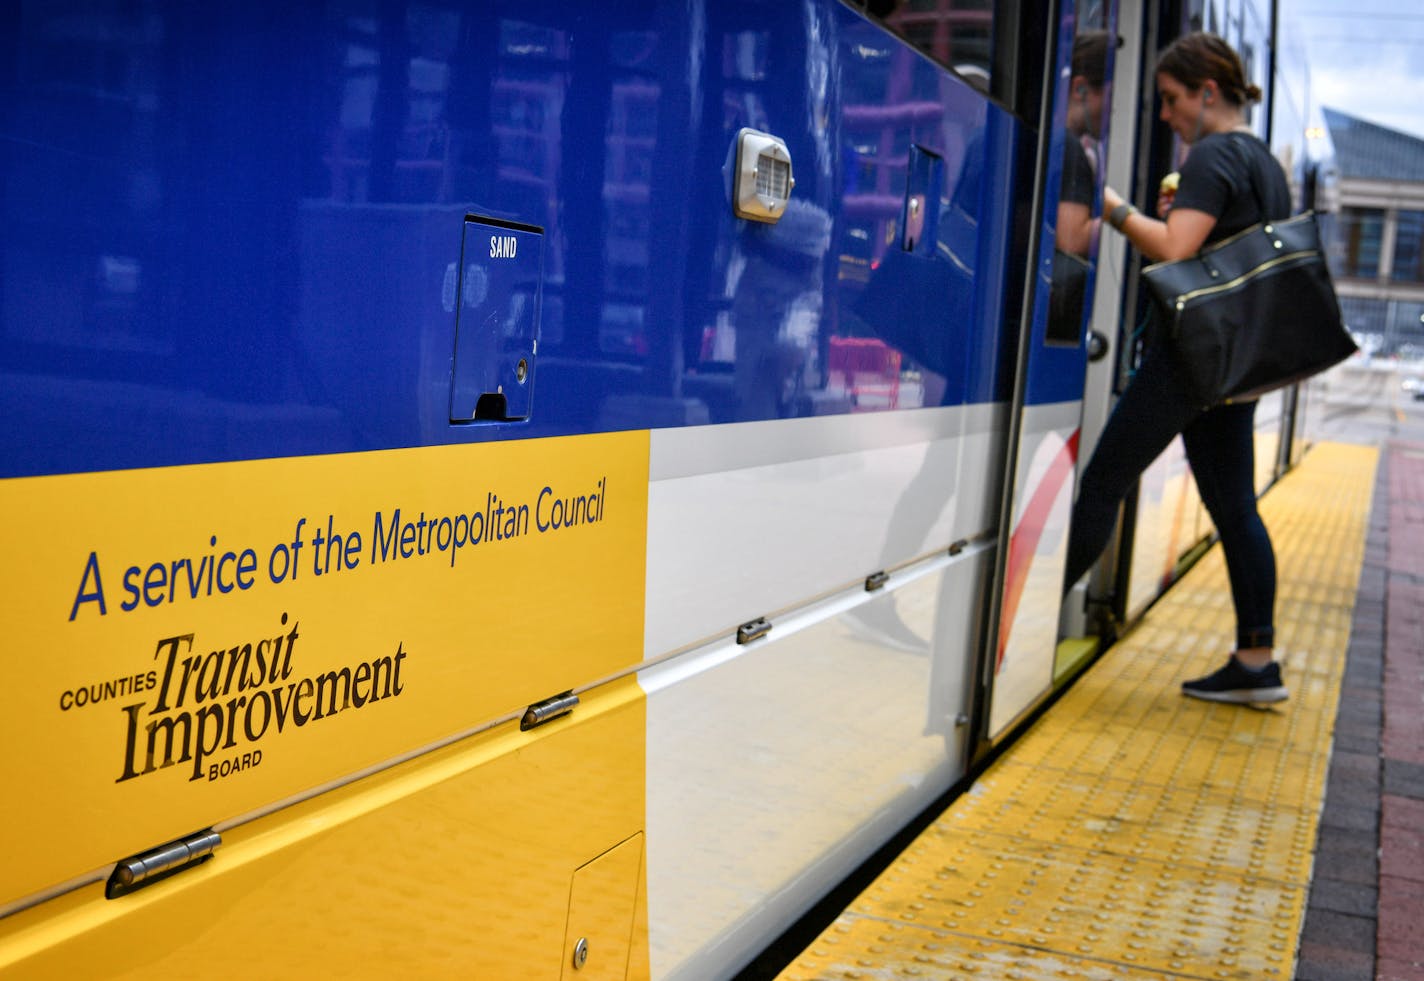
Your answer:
[0,0,1331,978]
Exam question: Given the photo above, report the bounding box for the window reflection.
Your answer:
[1047,26,1111,345]
[2,1,1010,448]
[845,0,995,83]
[829,15,988,410]
[5,2,167,354]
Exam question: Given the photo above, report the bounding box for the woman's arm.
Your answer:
[1102,186,1216,262]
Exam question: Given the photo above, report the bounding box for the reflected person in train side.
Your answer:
[732,199,833,419]
[1063,32,1290,705]
[1059,29,1110,254]
[1048,30,1110,344]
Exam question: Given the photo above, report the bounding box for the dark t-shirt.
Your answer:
[1061,136,1095,207]
[1171,131,1292,244]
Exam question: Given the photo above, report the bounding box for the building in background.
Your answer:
[1323,108,1424,357]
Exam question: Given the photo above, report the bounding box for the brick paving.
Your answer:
[1299,441,1424,981]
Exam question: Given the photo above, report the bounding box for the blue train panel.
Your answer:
[1,2,1034,479]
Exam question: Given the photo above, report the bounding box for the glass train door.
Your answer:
[983,0,1118,740]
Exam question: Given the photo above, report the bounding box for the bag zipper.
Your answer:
[1170,249,1319,311]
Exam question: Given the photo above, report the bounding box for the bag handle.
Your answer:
[1227,132,1269,226]
[1182,134,1269,279]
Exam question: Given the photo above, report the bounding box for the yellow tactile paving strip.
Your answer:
[779,442,1377,981]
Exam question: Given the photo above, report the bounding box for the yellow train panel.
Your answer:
[0,676,649,979]
[0,429,649,932]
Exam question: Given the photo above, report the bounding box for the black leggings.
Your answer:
[1064,346,1276,650]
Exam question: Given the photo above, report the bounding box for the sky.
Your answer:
[1288,0,1424,139]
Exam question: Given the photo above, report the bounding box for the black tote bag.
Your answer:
[1143,212,1356,406]
[1142,135,1356,407]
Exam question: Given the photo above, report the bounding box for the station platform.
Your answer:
[769,439,1424,981]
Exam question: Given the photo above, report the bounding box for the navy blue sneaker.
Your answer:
[1181,656,1288,704]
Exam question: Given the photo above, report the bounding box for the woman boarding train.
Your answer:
[1064,31,1292,705]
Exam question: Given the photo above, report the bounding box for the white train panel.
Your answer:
[645,408,1003,660]
[640,549,990,980]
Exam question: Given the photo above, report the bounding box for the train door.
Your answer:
[983,0,1119,741]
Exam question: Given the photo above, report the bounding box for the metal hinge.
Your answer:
[865,570,889,592]
[736,617,772,644]
[106,829,221,899]
[521,691,579,731]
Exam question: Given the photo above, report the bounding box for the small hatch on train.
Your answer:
[450,215,544,423]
